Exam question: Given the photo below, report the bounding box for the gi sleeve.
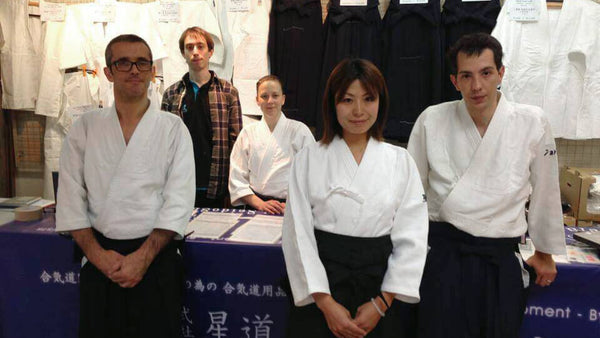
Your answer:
[56,116,91,232]
[281,148,331,306]
[291,123,316,154]
[381,150,429,304]
[152,119,196,238]
[228,129,253,206]
[407,112,430,192]
[527,117,566,255]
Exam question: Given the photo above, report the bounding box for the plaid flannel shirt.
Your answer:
[161,71,242,199]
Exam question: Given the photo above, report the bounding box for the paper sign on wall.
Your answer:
[400,0,428,4]
[340,0,368,6]
[40,0,66,22]
[158,1,180,22]
[228,0,251,12]
[508,0,540,22]
[93,0,116,23]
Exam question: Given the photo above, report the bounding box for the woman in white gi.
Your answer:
[229,75,314,214]
[282,59,428,338]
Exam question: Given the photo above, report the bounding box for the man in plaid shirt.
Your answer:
[162,26,242,208]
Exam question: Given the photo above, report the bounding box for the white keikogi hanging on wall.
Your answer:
[230,0,272,117]
[0,0,43,110]
[544,0,600,139]
[492,0,549,109]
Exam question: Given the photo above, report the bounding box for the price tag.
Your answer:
[508,0,540,22]
[227,0,251,12]
[93,0,116,23]
[400,0,428,4]
[340,0,368,6]
[40,0,66,22]
[158,1,180,23]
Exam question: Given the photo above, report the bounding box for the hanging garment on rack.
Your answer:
[0,0,42,110]
[105,2,168,61]
[492,0,550,110]
[441,0,501,102]
[209,0,235,81]
[544,0,600,139]
[44,71,99,200]
[231,0,272,117]
[317,0,383,136]
[36,3,103,198]
[268,0,323,126]
[36,3,104,118]
[148,78,163,109]
[157,0,225,89]
[382,0,442,141]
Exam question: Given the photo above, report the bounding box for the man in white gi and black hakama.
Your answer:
[408,33,566,338]
[56,35,195,338]
[283,59,429,338]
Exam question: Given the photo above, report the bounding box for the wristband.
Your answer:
[370,298,385,317]
[379,292,391,310]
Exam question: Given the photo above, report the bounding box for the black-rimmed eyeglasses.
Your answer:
[111,59,153,72]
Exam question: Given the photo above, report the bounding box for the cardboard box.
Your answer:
[560,167,600,225]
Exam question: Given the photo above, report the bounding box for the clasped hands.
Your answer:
[90,248,151,288]
[314,293,391,338]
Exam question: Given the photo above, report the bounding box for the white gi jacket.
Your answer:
[492,0,550,109]
[229,114,315,206]
[56,102,195,240]
[543,0,600,139]
[0,0,42,110]
[36,3,104,118]
[210,0,235,81]
[407,93,566,255]
[282,136,429,306]
[230,0,271,116]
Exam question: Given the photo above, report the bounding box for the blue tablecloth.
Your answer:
[0,211,599,338]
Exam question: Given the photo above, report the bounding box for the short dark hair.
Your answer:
[321,58,388,144]
[447,33,503,74]
[179,27,215,54]
[256,75,284,94]
[105,34,152,66]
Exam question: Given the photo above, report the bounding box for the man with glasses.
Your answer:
[56,34,195,337]
[162,26,242,208]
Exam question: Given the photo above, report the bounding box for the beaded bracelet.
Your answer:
[370,298,385,317]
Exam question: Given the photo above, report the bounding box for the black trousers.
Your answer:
[441,0,501,102]
[382,0,442,141]
[79,231,184,338]
[286,230,417,338]
[268,0,323,127]
[417,222,528,338]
